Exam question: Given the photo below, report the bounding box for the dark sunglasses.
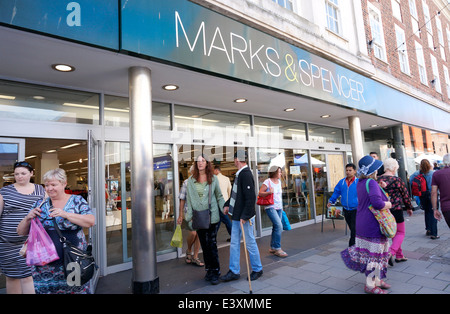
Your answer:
[14,161,33,171]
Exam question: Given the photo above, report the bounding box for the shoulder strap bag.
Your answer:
[53,218,97,286]
[192,184,212,230]
[257,179,274,206]
[366,179,397,238]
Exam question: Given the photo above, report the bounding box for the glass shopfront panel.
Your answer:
[104,95,171,130]
[309,124,344,143]
[257,148,312,229]
[254,116,307,143]
[105,142,175,266]
[0,80,99,124]
[174,105,251,144]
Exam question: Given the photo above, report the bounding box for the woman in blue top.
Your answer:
[258,165,287,258]
[18,168,95,294]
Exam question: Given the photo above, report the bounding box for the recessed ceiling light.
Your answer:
[284,108,295,112]
[33,96,46,100]
[162,84,179,91]
[234,98,247,103]
[321,114,331,118]
[370,124,379,128]
[51,64,75,72]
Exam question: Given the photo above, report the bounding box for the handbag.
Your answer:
[257,180,274,206]
[26,218,59,266]
[53,219,97,286]
[366,179,397,238]
[170,225,183,248]
[192,185,212,230]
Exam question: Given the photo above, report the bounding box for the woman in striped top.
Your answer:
[0,161,46,294]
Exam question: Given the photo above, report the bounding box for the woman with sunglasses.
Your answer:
[0,161,46,294]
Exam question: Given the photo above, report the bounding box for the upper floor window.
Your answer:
[325,0,341,35]
[409,0,419,35]
[415,41,428,85]
[392,0,402,22]
[369,4,387,61]
[395,25,410,75]
[272,0,294,11]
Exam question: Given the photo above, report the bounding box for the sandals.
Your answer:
[185,252,193,264]
[191,257,205,267]
[364,285,387,294]
[395,256,408,263]
[378,280,391,289]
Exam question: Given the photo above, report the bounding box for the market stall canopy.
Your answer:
[414,153,443,164]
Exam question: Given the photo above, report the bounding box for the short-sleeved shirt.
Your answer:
[262,179,283,210]
[431,167,450,212]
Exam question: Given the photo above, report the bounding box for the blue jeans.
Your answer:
[229,218,263,274]
[265,208,283,250]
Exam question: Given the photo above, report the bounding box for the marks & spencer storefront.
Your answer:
[0,0,449,292]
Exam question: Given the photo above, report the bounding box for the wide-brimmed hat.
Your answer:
[357,155,383,176]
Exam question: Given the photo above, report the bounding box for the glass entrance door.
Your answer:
[87,130,100,288]
[311,152,345,216]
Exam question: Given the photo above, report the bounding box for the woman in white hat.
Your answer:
[258,165,287,258]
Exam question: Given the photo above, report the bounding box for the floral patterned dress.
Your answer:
[31,195,93,294]
[377,175,413,223]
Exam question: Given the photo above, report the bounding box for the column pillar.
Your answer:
[393,125,408,185]
[348,116,364,164]
[129,66,159,294]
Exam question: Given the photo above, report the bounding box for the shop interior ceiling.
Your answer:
[0,27,396,132]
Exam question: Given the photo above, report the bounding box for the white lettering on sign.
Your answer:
[66,2,81,27]
[174,11,366,103]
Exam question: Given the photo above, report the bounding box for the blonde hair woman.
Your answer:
[18,168,95,294]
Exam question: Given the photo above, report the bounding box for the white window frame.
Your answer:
[443,65,450,98]
[430,54,442,93]
[325,0,341,35]
[392,0,402,22]
[415,41,428,85]
[368,3,387,62]
[395,25,410,75]
[422,1,433,34]
[272,0,294,11]
[409,0,419,35]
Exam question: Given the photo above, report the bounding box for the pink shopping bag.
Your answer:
[26,218,59,266]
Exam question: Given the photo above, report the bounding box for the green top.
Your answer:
[185,175,225,227]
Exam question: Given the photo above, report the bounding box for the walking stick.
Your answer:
[240,220,253,294]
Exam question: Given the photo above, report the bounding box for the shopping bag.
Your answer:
[26,218,59,266]
[257,180,274,206]
[170,225,183,248]
[366,179,397,238]
[281,210,291,231]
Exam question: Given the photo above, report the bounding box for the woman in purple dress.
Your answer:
[341,155,392,294]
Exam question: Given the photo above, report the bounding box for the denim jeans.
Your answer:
[420,193,438,236]
[265,208,283,250]
[229,218,263,274]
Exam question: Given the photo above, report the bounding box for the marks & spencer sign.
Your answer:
[121,0,372,111]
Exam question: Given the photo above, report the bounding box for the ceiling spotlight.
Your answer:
[370,124,379,128]
[162,84,179,91]
[51,64,75,72]
[234,98,247,103]
[284,108,295,112]
[320,114,331,118]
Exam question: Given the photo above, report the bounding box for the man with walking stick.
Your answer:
[221,150,263,286]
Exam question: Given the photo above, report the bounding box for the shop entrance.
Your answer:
[177,144,246,251]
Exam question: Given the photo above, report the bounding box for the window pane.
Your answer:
[174,105,251,142]
[257,148,312,227]
[104,95,171,130]
[308,124,344,143]
[0,80,99,124]
[254,116,306,146]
